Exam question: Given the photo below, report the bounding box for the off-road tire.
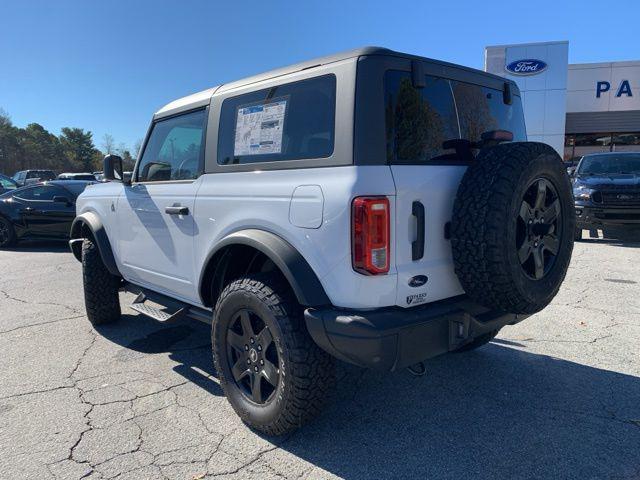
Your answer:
[82,238,121,325]
[451,142,575,314]
[212,273,335,435]
[0,216,16,248]
[454,329,500,353]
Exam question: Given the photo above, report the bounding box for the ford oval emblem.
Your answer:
[408,275,428,288]
[505,59,548,76]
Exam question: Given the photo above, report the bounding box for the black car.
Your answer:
[0,180,94,248]
[0,173,18,194]
[572,152,640,240]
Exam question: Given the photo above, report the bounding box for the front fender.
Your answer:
[69,212,121,277]
[199,229,330,307]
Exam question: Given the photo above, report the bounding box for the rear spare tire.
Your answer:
[451,142,574,314]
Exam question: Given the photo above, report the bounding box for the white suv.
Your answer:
[70,47,575,434]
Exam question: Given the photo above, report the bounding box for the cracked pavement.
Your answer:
[1,237,639,479]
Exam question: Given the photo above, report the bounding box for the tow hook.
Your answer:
[407,361,427,377]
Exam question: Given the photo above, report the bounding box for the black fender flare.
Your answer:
[69,212,121,277]
[199,229,330,307]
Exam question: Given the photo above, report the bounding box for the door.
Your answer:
[116,108,207,303]
[385,71,528,307]
[13,184,75,237]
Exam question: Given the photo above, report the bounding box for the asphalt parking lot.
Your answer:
[1,236,639,480]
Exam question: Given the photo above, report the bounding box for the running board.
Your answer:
[124,284,212,324]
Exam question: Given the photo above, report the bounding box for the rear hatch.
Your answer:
[384,70,527,307]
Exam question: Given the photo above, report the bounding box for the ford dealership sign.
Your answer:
[505,59,548,76]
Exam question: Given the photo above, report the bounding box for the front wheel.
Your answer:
[212,273,335,435]
[82,238,121,325]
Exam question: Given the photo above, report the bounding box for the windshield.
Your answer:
[577,153,640,175]
[0,175,17,190]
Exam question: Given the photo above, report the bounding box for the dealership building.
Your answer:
[484,41,640,160]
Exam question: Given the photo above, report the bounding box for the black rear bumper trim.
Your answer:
[304,295,527,371]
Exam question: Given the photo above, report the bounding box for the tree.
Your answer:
[117,142,135,170]
[60,128,99,172]
[102,133,116,154]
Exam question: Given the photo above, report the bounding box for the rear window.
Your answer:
[217,75,336,165]
[384,71,526,164]
[451,81,526,145]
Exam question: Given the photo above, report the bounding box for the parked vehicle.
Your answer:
[0,173,18,194]
[573,152,640,239]
[57,172,98,181]
[12,169,56,186]
[69,47,574,435]
[0,180,94,247]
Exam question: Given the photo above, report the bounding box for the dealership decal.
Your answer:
[596,80,634,98]
[406,292,428,305]
[505,59,548,76]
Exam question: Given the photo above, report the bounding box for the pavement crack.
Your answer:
[0,315,85,335]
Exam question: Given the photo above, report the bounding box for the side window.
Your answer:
[451,81,527,144]
[217,75,336,165]
[137,109,206,182]
[384,71,460,164]
[14,185,66,201]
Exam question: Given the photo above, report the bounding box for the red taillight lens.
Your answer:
[352,196,390,275]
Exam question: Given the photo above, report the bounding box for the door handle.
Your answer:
[165,205,189,215]
[412,201,425,261]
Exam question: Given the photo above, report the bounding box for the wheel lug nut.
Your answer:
[257,345,262,351]
[260,359,264,365]
[246,359,251,365]
[244,345,249,351]
[254,366,259,372]
[250,338,255,344]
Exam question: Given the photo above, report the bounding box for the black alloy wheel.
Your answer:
[226,308,280,404]
[516,178,562,280]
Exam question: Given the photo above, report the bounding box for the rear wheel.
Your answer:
[0,217,16,248]
[212,273,335,435]
[82,238,121,325]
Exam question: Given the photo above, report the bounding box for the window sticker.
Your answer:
[234,99,287,156]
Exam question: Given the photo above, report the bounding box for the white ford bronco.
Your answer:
[70,47,574,435]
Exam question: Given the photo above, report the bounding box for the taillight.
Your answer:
[352,196,390,275]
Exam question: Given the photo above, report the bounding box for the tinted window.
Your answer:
[14,185,67,201]
[137,109,206,182]
[218,75,336,165]
[452,81,526,144]
[385,71,460,164]
[0,177,16,190]
[26,170,56,181]
[62,183,91,196]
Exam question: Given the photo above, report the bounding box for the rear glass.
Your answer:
[218,75,336,165]
[451,81,526,145]
[384,71,526,164]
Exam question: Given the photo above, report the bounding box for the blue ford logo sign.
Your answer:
[505,59,548,76]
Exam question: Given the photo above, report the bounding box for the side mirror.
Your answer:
[103,154,129,184]
[53,195,71,205]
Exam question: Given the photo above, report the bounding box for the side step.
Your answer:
[124,285,212,324]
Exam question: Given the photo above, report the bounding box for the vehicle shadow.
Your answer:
[3,240,70,253]
[579,228,640,247]
[95,313,223,396]
[95,313,640,479]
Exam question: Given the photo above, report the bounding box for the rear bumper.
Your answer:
[575,204,640,228]
[304,295,527,371]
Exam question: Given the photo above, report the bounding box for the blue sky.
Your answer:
[1,0,638,153]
